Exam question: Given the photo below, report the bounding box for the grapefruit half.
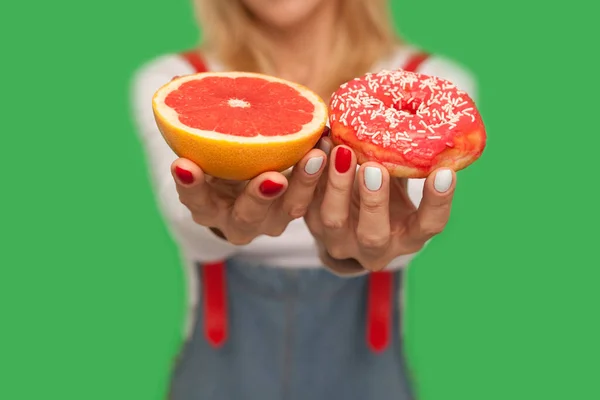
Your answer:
[152,72,328,180]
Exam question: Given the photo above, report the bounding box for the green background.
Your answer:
[1,0,597,399]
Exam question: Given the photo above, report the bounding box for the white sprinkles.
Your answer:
[329,70,478,152]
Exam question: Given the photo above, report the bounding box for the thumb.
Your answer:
[407,168,456,242]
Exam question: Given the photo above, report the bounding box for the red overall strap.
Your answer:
[180,50,208,75]
[366,270,394,352]
[180,49,228,348]
[202,261,228,347]
[402,51,430,73]
[366,50,430,353]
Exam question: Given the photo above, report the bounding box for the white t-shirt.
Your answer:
[130,46,478,272]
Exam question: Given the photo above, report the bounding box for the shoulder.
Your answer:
[418,54,478,100]
[379,45,479,100]
[131,53,195,94]
[129,54,193,129]
[131,51,227,98]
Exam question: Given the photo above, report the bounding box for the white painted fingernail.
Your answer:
[364,167,382,191]
[304,156,324,175]
[434,169,453,193]
[319,139,331,155]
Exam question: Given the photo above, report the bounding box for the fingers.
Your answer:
[317,126,331,142]
[406,168,456,244]
[356,163,391,261]
[228,172,288,240]
[171,158,215,223]
[319,145,356,258]
[280,148,327,220]
[317,136,333,156]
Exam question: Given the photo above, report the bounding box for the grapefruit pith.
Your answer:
[152,72,328,180]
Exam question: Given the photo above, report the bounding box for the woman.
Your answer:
[131,0,477,399]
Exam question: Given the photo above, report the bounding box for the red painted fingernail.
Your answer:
[259,180,284,196]
[175,166,194,184]
[321,126,330,138]
[334,147,352,173]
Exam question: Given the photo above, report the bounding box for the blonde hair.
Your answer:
[193,0,401,97]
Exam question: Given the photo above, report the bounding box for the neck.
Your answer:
[260,2,338,96]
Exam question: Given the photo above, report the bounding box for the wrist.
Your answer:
[317,244,369,277]
[209,227,227,240]
[208,226,261,246]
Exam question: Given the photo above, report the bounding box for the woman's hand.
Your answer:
[304,141,456,275]
[171,147,328,245]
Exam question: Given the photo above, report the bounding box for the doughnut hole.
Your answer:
[396,97,422,115]
[386,92,425,116]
